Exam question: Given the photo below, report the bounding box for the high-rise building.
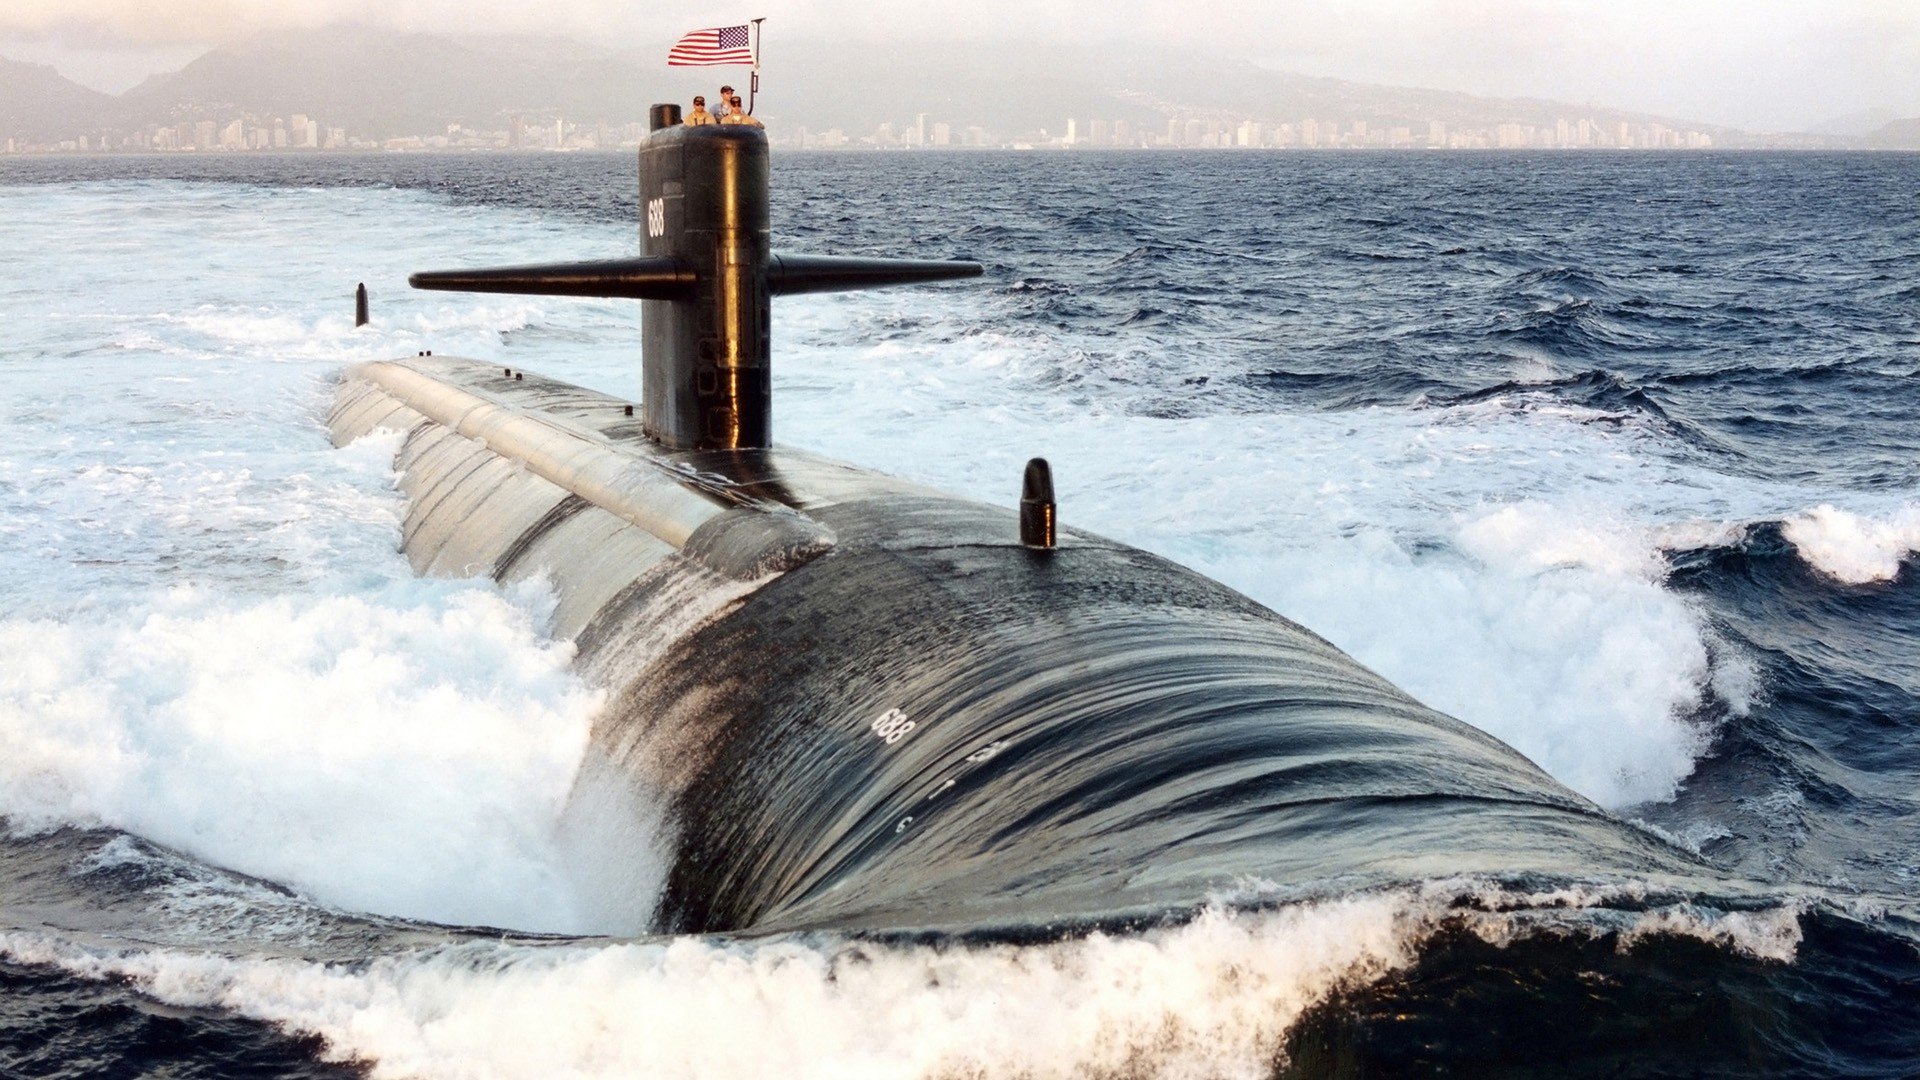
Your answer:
[932,122,951,147]
[1428,120,1447,147]
[220,120,244,150]
[194,120,216,150]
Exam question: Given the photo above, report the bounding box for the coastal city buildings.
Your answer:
[7,113,657,153]
[787,113,1716,150]
[5,110,1720,155]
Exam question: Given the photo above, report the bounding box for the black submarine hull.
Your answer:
[331,355,1709,937]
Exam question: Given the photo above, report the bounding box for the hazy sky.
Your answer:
[2,0,1916,130]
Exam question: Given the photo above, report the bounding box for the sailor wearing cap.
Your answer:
[716,86,735,118]
[685,96,715,125]
[720,95,763,127]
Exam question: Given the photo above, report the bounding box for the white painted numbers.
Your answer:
[869,707,915,745]
[965,740,1009,764]
[646,197,666,238]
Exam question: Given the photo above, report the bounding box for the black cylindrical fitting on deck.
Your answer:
[1020,458,1057,550]
[650,104,682,131]
[355,282,368,327]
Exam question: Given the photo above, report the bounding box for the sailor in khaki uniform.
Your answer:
[720,95,763,127]
[685,96,715,125]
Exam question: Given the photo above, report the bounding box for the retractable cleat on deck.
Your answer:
[333,105,1719,938]
[410,108,981,450]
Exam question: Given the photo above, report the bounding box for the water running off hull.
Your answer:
[332,355,1721,936]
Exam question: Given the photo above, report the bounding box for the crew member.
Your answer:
[721,95,763,127]
[715,86,735,118]
[685,96,715,125]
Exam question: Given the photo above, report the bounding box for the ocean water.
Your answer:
[1,150,1917,1076]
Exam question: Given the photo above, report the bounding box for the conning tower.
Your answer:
[410,103,982,450]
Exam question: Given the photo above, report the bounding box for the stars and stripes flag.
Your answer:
[668,24,756,67]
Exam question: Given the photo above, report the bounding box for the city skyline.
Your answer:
[6,23,1906,157]
[0,105,1746,156]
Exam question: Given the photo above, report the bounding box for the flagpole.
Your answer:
[748,17,764,115]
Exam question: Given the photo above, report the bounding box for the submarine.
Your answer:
[328,105,1711,937]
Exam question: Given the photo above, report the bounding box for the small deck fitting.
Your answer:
[1020,458,1056,550]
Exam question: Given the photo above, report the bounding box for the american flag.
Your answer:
[667,24,755,67]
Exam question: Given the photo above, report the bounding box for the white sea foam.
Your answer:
[1256,524,1719,807]
[0,579,624,934]
[1782,503,1920,585]
[0,184,667,933]
[1401,878,1805,963]
[0,884,1803,1080]
[1617,903,1805,962]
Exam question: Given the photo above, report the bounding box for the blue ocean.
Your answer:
[1,150,1917,1077]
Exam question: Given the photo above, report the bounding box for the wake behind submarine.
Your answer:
[329,105,1711,937]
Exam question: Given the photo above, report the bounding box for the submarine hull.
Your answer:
[331,356,1709,937]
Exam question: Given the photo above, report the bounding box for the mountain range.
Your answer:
[3,23,1917,149]
[0,57,113,140]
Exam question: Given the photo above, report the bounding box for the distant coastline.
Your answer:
[9,141,1913,157]
[3,25,1913,156]
[6,111,1898,156]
